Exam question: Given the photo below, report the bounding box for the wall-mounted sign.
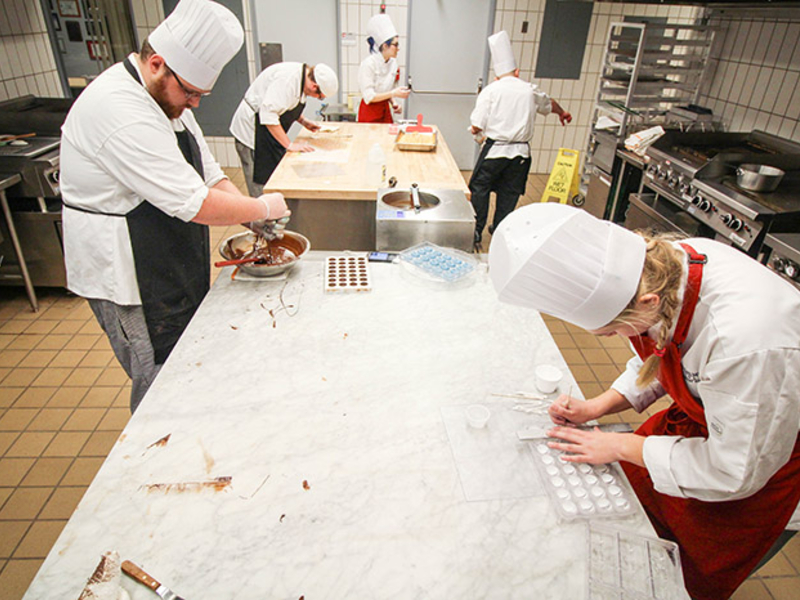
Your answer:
[58,0,80,18]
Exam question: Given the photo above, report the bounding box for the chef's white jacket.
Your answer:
[469,76,551,161]
[60,55,226,306]
[358,52,398,104]
[229,62,307,150]
[611,238,800,529]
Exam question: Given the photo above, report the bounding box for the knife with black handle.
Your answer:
[121,560,185,600]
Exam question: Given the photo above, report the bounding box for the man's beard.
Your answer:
[148,73,186,120]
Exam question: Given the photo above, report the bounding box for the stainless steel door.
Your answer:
[406,0,495,169]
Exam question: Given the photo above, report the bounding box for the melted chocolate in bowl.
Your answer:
[221,232,310,277]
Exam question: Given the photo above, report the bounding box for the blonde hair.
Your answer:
[607,232,685,387]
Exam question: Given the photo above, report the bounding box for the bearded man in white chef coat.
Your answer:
[469,31,572,247]
[60,0,289,412]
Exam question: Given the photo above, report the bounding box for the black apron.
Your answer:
[65,58,210,365]
[468,138,531,197]
[252,63,307,186]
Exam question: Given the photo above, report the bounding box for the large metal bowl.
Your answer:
[219,231,310,277]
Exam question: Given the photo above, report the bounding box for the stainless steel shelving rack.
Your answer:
[581,21,716,199]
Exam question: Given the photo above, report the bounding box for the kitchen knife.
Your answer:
[121,560,185,600]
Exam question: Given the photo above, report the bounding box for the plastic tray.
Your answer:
[528,438,637,521]
[398,242,476,284]
[588,522,688,599]
[324,255,371,292]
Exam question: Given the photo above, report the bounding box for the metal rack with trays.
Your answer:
[580,21,716,218]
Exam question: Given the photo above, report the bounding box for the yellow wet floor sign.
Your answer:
[541,148,580,204]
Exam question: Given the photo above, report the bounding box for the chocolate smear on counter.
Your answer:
[302,480,310,490]
[140,475,232,494]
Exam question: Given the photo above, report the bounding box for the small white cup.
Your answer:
[465,404,491,429]
[535,364,563,394]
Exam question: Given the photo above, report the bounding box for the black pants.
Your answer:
[468,155,529,240]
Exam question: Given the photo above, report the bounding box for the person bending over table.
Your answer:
[488,203,800,600]
[230,61,339,197]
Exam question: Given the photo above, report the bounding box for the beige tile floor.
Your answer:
[0,170,797,599]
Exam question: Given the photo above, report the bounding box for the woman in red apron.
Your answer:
[487,203,800,599]
[357,14,410,123]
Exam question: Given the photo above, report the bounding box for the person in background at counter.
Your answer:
[230,61,339,197]
[60,0,289,412]
[469,30,571,247]
[357,13,410,123]
[489,203,800,600]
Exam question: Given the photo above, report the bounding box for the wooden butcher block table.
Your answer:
[263,122,470,251]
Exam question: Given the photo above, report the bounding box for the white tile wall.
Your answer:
[0,0,62,101]
[699,9,800,142]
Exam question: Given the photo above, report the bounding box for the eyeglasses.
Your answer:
[166,65,210,100]
[308,73,324,98]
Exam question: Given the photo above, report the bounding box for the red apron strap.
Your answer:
[630,243,707,427]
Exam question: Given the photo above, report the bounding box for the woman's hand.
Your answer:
[548,394,595,426]
[392,86,411,99]
[546,426,645,466]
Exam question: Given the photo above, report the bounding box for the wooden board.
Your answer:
[263,122,470,201]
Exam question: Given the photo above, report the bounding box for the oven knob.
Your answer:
[785,262,799,280]
[668,175,680,188]
[721,214,742,230]
[679,182,690,195]
[698,199,712,212]
[50,170,60,184]
[647,164,658,177]
[773,256,787,273]
[657,167,669,181]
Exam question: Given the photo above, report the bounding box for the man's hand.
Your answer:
[287,141,315,153]
[558,111,573,126]
[301,119,321,132]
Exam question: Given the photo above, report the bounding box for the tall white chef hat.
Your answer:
[149,0,244,90]
[489,204,647,331]
[366,14,398,50]
[488,30,517,76]
[314,64,339,98]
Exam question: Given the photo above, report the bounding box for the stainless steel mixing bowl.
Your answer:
[219,231,310,277]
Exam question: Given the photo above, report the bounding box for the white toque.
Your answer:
[366,14,398,48]
[314,64,339,98]
[488,204,647,331]
[488,30,517,76]
[149,0,244,90]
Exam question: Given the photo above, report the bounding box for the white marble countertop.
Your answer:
[24,252,652,600]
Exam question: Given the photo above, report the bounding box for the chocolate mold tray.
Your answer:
[324,255,371,293]
[528,438,637,521]
[588,522,687,599]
